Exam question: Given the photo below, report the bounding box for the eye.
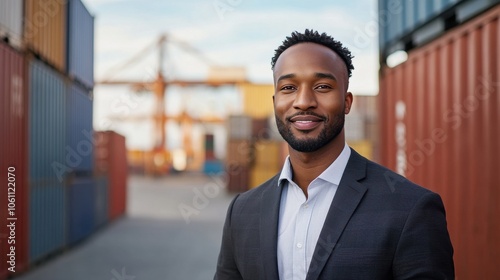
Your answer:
[280,85,296,92]
[315,84,332,90]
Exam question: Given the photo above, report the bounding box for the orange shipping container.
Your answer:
[379,6,500,279]
[25,0,67,72]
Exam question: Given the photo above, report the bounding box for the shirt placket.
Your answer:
[292,189,315,280]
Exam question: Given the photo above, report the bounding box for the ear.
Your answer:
[344,92,353,114]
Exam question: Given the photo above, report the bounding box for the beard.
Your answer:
[275,110,345,153]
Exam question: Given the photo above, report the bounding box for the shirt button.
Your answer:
[303,203,308,208]
[297,243,303,249]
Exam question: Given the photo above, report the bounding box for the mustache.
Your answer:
[285,111,327,122]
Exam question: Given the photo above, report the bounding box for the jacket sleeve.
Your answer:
[393,192,455,279]
[214,194,243,280]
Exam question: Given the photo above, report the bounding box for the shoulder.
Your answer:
[348,148,441,206]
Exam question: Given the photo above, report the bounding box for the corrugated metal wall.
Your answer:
[67,176,95,245]
[379,6,500,278]
[379,0,500,61]
[67,0,94,89]
[25,0,67,72]
[67,83,94,173]
[0,42,28,278]
[28,59,68,263]
[95,131,128,221]
[0,0,23,49]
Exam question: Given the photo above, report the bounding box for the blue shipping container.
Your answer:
[68,176,95,245]
[29,59,67,181]
[67,82,94,172]
[29,179,66,263]
[67,0,94,89]
[203,160,224,174]
[94,176,109,227]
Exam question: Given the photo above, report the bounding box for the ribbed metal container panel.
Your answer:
[29,179,66,263]
[227,115,252,140]
[25,0,67,72]
[29,59,66,180]
[67,0,94,89]
[379,6,500,278]
[240,83,275,118]
[0,42,28,279]
[379,0,500,60]
[67,82,93,173]
[0,0,23,49]
[94,131,128,220]
[67,176,95,245]
[94,176,109,228]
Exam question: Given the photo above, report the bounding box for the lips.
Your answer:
[288,114,324,131]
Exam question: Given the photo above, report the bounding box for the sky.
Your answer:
[83,0,380,151]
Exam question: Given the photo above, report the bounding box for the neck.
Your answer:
[288,134,345,197]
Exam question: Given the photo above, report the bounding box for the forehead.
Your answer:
[273,43,348,81]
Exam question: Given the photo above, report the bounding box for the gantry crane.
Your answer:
[96,33,247,175]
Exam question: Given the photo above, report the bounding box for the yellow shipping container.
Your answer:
[347,140,373,160]
[240,83,275,118]
[253,140,284,170]
[250,167,280,189]
[25,0,67,72]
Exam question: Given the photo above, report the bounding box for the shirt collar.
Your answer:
[278,143,351,187]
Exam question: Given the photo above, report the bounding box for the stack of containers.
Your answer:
[226,115,252,192]
[378,1,500,278]
[237,83,287,189]
[1,0,101,275]
[0,37,29,278]
[202,134,223,174]
[65,0,96,245]
[94,131,128,221]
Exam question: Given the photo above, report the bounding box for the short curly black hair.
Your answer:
[271,29,354,78]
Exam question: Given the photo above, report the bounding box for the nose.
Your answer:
[293,87,317,110]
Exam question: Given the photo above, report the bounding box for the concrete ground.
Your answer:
[12,173,236,280]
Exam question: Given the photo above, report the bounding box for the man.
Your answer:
[214,29,454,279]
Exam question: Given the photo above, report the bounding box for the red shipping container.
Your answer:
[379,6,500,279]
[94,131,128,220]
[0,42,28,278]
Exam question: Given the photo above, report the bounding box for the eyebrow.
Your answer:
[314,72,337,81]
[276,72,337,83]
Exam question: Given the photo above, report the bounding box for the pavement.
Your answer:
[12,173,236,280]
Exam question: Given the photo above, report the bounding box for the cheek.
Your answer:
[273,95,292,115]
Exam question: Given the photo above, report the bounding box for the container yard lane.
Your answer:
[11,173,236,280]
[6,167,17,273]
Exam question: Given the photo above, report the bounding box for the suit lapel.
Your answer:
[259,175,282,280]
[306,149,368,280]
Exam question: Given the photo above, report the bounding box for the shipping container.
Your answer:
[0,42,28,279]
[239,83,275,118]
[225,164,250,193]
[67,176,95,245]
[203,160,224,175]
[379,0,500,63]
[29,179,66,263]
[0,0,23,49]
[25,0,67,72]
[226,140,252,166]
[227,115,252,140]
[67,82,93,173]
[94,131,128,220]
[379,6,500,278]
[28,58,68,263]
[67,0,94,89]
[29,59,67,181]
[94,176,109,228]
[250,167,279,189]
[253,140,283,170]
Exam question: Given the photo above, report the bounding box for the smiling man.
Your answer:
[214,29,454,280]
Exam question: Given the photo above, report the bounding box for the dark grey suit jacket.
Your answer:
[214,149,454,279]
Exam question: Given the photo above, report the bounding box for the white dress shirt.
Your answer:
[277,143,351,280]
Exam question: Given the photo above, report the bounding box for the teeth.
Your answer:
[297,121,312,123]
